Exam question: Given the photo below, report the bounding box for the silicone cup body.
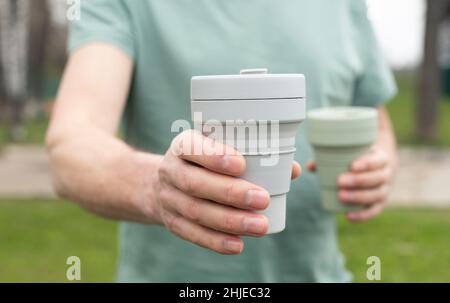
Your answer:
[192,110,303,234]
[306,107,378,212]
[315,145,370,212]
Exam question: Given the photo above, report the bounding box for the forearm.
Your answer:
[47,126,163,224]
[376,106,398,170]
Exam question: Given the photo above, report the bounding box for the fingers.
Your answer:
[336,147,393,222]
[162,210,244,254]
[351,148,388,172]
[339,184,389,206]
[171,130,246,176]
[291,161,302,179]
[345,202,385,223]
[306,160,317,172]
[162,186,268,236]
[159,157,270,210]
[171,131,302,181]
[338,167,391,189]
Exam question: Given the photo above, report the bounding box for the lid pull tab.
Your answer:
[240,68,268,75]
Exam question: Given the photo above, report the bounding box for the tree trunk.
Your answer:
[0,2,6,120]
[417,0,450,142]
[28,0,50,102]
[0,0,30,141]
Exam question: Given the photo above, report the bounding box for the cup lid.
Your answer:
[191,69,305,100]
[307,107,377,123]
[307,107,378,146]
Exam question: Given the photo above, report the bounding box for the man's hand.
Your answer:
[154,130,301,255]
[337,145,394,221]
[307,106,398,222]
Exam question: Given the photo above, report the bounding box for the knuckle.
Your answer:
[214,154,228,168]
[368,189,381,204]
[179,169,196,194]
[358,191,371,204]
[371,190,382,203]
[158,186,171,204]
[157,163,169,180]
[361,186,388,205]
[158,184,176,208]
[356,190,375,205]
[225,180,240,205]
[364,159,374,171]
[164,211,180,232]
[372,172,385,187]
[223,213,241,233]
[374,187,383,200]
[185,199,201,223]
[354,175,365,187]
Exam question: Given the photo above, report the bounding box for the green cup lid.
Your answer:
[307,106,378,146]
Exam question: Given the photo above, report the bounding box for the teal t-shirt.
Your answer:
[69,0,396,282]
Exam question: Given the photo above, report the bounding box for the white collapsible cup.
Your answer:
[191,69,306,233]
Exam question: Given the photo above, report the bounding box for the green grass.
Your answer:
[386,72,450,146]
[0,118,49,147]
[0,199,117,282]
[1,199,450,282]
[339,209,450,282]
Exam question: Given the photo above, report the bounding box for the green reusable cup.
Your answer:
[307,107,378,212]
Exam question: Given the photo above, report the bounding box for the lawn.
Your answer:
[0,199,117,282]
[339,208,450,282]
[0,118,49,147]
[0,199,449,282]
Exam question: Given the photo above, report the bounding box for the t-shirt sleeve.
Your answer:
[351,1,397,107]
[67,0,135,60]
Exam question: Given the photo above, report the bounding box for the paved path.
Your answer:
[0,145,55,198]
[0,145,450,206]
[389,147,450,207]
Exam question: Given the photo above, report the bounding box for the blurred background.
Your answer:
[0,0,450,282]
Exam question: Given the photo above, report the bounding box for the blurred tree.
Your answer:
[28,0,50,102]
[0,0,67,134]
[417,0,450,142]
[0,28,5,120]
[0,0,30,141]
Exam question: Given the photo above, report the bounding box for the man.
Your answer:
[47,0,398,282]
